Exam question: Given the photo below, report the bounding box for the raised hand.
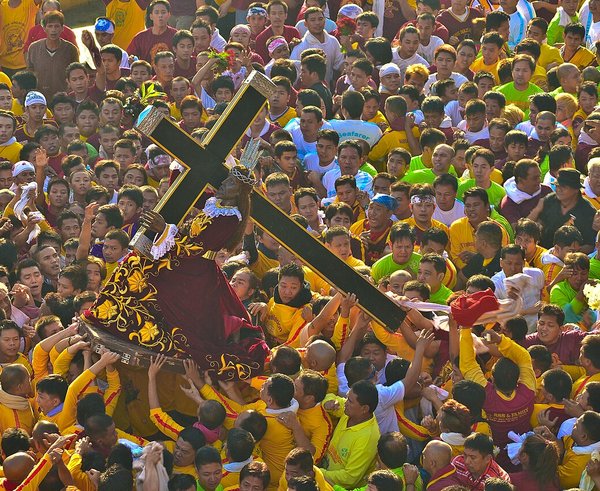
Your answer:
[148,354,168,378]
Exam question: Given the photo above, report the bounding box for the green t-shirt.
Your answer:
[457,179,506,208]
[496,82,543,119]
[547,11,579,45]
[490,208,515,242]
[360,162,378,177]
[590,257,600,280]
[409,155,426,172]
[430,284,453,305]
[371,251,422,283]
[403,167,457,185]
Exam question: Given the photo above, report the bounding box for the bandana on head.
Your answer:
[371,193,397,211]
[379,63,401,78]
[268,37,288,54]
[149,154,171,169]
[193,422,221,444]
[247,6,267,17]
[231,24,251,36]
[338,3,363,18]
[410,194,436,204]
[94,17,115,34]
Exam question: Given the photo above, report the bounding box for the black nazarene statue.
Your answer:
[83,164,269,380]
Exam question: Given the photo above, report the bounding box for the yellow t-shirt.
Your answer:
[538,43,563,69]
[0,0,38,69]
[470,57,500,84]
[268,107,297,128]
[105,0,147,50]
[0,140,23,164]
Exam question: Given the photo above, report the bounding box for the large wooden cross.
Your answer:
[133,71,406,331]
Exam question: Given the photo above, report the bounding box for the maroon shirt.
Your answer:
[499,184,552,226]
[523,329,587,365]
[401,19,450,43]
[509,471,560,491]
[174,56,197,80]
[254,25,300,63]
[127,26,177,63]
[427,464,463,491]
[436,7,483,40]
[576,141,599,174]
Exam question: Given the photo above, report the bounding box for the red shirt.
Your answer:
[254,25,300,63]
[427,464,463,491]
[453,455,510,491]
[174,56,197,80]
[127,26,177,63]
[436,8,484,40]
[523,330,587,366]
[23,24,77,53]
[509,471,560,491]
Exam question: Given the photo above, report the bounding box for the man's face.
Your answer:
[76,110,99,136]
[506,141,527,161]
[411,199,435,225]
[114,147,136,170]
[94,29,113,46]
[416,18,434,39]
[328,212,352,229]
[512,60,532,87]
[400,33,420,57]
[306,11,326,34]
[101,53,120,75]
[500,252,524,277]
[300,65,317,88]
[463,448,490,477]
[537,314,562,345]
[336,183,357,205]
[466,112,486,132]
[518,166,541,195]
[338,147,361,175]
[568,266,589,291]
[100,103,122,126]
[0,90,13,111]
[423,111,443,129]
[171,80,190,103]
[431,146,453,174]
[380,72,402,93]
[555,183,580,204]
[534,116,555,143]
[49,183,69,208]
[472,157,492,183]
[0,170,13,190]
[52,102,74,125]
[0,116,14,144]
[526,24,545,43]
[118,196,140,223]
[392,237,414,264]
[268,4,287,27]
[150,3,170,26]
[27,103,46,123]
[103,238,125,263]
[19,266,43,298]
[57,276,78,298]
[327,235,351,260]
[266,183,292,212]
[418,261,443,288]
[98,167,119,193]
[387,154,408,178]
[344,388,368,419]
[155,56,175,81]
[435,53,455,76]
[39,132,60,155]
[349,67,369,90]
[59,217,81,241]
[434,183,456,211]
[173,437,195,466]
[269,85,290,111]
[316,138,337,163]
[277,275,302,304]
[131,65,151,84]
[182,108,201,129]
[175,38,194,61]
[356,19,375,38]
[248,13,267,32]
[192,27,211,52]
[464,196,488,225]
[44,20,63,39]
[91,212,110,239]
[0,327,20,359]
[240,476,266,491]
[297,195,318,223]
[38,246,60,278]
[488,127,505,152]
[15,170,35,185]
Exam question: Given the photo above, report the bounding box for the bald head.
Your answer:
[423,440,453,474]
[306,340,336,371]
[0,364,30,394]
[3,452,35,483]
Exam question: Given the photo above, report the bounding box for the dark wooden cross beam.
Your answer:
[134,71,406,331]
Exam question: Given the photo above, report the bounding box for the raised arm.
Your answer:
[459,326,487,386]
[76,203,98,261]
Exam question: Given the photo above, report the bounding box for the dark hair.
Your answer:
[301,54,326,81]
[278,262,304,283]
[564,22,586,39]
[271,345,302,375]
[267,373,295,408]
[486,10,509,30]
[484,478,514,491]
[36,374,68,402]
[351,379,378,413]
[194,445,221,469]
[422,227,449,248]
[582,334,600,370]
[377,432,408,468]
[368,469,402,490]
[464,433,494,456]
[542,368,573,401]
[288,476,318,491]
[504,316,528,342]
[389,222,415,245]
[168,474,197,491]
[240,461,270,488]
[97,204,124,229]
[364,37,393,65]
[553,225,582,248]
[1,427,30,456]
[238,410,268,441]
[226,428,255,462]
[520,434,560,486]
[452,380,486,422]
[528,345,552,373]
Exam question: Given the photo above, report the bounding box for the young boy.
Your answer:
[540,224,582,288]
[514,218,546,269]
[274,141,308,190]
[458,148,506,207]
[56,264,87,299]
[172,30,196,80]
[504,129,529,164]
[102,229,130,280]
[94,160,120,202]
[98,125,119,160]
[457,99,490,146]
[117,185,143,238]
[75,100,100,144]
[178,95,203,134]
[268,76,295,127]
[169,76,193,121]
[386,148,411,179]
[404,184,449,246]
[393,26,428,78]
[564,26,594,76]
[368,96,421,166]
[211,76,235,104]
[417,252,452,304]
[113,139,137,173]
[470,32,503,84]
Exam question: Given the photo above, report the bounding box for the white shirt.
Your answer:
[432,199,465,227]
[444,100,464,127]
[328,119,383,147]
[336,361,406,434]
[302,153,337,176]
[295,17,337,36]
[418,35,444,65]
[457,120,490,143]
[392,50,429,74]
[210,28,227,52]
[424,72,468,95]
[322,166,373,198]
[290,31,345,84]
[289,126,318,160]
[507,10,527,49]
[491,267,544,331]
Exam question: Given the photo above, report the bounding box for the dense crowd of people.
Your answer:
[0,0,598,488]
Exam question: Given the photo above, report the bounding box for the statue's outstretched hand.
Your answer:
[141,210,167,234]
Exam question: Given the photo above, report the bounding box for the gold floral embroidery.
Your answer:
[95,300,117,320]
[189,212,212,238]
[127,271,147,292]
[138,321,159,342]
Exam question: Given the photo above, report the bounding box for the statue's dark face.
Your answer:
[216,175,241,202]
